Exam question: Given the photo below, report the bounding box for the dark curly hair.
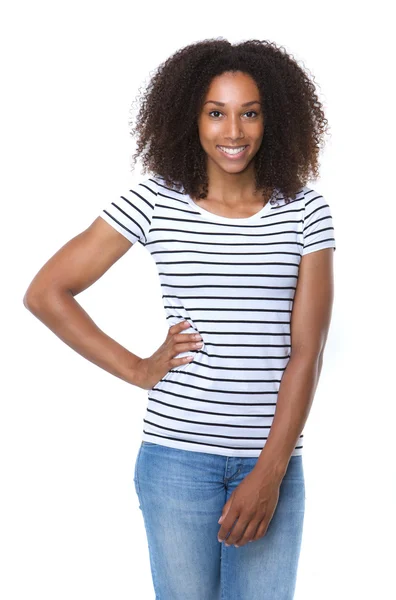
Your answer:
[128,38,330,202]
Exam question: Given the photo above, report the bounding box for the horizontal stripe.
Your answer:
[99,175,336,458]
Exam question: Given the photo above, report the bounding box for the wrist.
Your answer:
[254,451,290,481]
[127,356,146,388]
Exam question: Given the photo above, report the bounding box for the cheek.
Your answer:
[197,133,211,154]
[198,117,222,137]
[198,129,218,153]
[250,122,264,138]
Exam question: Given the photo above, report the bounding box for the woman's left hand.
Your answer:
[217,467,283,547]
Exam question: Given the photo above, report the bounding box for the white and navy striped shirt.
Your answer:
[99,175,336,457]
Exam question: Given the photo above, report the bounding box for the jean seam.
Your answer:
[220,535,227,600]
[135,446,161,597]
[133,443,143,499]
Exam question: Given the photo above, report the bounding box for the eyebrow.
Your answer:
[203,100,261,107]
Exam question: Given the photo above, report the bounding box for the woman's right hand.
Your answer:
[135,320,203,390]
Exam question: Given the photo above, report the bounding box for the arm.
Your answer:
[23,216,143,386]
[254,246,335,479]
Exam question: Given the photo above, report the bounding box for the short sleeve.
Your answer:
[302,189,336,255]
[98,177,158,246]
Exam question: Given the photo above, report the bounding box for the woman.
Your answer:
[23,39,336,599]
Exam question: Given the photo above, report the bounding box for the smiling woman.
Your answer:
[121,39,334,599]
[129,38,330,208]
[198,79,263,169]
[24,37,335,600]
[194,70,273,215]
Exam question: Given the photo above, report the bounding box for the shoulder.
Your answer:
[134,175,160,198]
[272,185,331,213]
[302,185,327,206]
[269,186,305,210]
[151,175,186,198]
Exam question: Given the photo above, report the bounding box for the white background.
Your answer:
[1,1,395,598]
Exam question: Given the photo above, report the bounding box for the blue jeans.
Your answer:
[133,441,305,600]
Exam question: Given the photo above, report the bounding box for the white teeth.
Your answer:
[218,146,247,155]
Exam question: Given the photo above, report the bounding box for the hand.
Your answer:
[217,467,283,548]
[135,320,203,390]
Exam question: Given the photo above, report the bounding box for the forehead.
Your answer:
[204,71,260,100]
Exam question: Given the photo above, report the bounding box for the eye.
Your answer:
[244,111,258,118]
[208,110,259,118]
[209,110,222,118]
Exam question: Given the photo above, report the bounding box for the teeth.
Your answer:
[218,146,247,155]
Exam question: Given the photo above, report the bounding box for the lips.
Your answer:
[216,145,249,159]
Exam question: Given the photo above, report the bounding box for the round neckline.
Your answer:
[183,189,279,224]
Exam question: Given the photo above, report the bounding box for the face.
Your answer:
[197,71,264,174]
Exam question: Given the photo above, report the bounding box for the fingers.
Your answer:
[221,511,272,547]
[173,330,203,345]
[163,320,203,369]
[219,514,249,546]
[168,320,202,342]
[218,511,241,544]
[168,354,195,368]
[168,321,203,356]
[220,515,265,547]
[168,320,191,335]
[233,519,263,547]
[218,508,269,548]
[250,518,269,542]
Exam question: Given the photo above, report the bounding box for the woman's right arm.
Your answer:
[23,216,145,387]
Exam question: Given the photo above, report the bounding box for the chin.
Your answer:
[215,155,255,172]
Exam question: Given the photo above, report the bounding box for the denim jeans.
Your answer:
[133,441,305,600]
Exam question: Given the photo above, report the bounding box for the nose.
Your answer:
[223,114,245,142]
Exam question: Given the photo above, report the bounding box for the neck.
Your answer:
[200,159,273,207]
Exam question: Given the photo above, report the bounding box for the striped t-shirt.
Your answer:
[99,175,336,457]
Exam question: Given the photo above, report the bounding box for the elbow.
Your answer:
[23,284,35,310]
[290,336,327,365]
[23,285,60,313]
[23,288,43,313]
[290,347,323,366]
[23,284,72,313]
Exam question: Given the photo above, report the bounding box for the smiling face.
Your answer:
[197,71,264,175]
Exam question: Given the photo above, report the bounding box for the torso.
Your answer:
[100,175,335,457]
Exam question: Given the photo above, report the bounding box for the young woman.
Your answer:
[24,39,336,599]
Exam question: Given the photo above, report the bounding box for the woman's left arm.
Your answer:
[254,246,335,479]
[217,247,335,546]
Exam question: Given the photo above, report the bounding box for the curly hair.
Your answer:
[128,38,330,202]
